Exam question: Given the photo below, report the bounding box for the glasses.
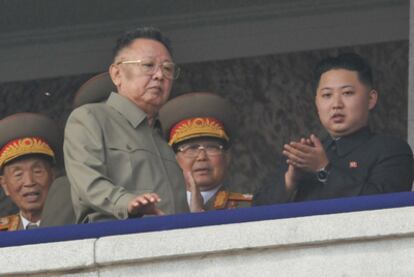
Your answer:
[177,143,225,158]
[116,58,180,80]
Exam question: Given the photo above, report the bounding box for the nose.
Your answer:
[332,93,344,109]
[152,64,164,80]
[195,148,208,160]
[22,172,36,187]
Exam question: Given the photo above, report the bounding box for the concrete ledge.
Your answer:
[2,205,413,276]
[95,206,414,264]
[0,239,96,275]
[99,236,414,277]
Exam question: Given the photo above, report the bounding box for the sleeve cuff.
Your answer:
[113,193,137,219]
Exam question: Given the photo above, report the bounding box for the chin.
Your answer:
[327,125,348,135]
[329,129,352,138]
[24,204,41,210]
[199,184,220,191]
[195,179,214,188]
[150,98,167,108]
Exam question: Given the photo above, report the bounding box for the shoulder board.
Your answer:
[214,191,253,209]
[0,214,20,231]
[228,192,253,201]
[214,191,229,209]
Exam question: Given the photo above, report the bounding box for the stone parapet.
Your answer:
[1,202,414,276]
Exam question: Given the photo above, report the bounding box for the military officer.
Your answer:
[0,113,60,230]
[159,92,252,211]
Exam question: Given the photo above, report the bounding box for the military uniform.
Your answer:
[0,214,21,231]
[40,175,76,227]
[159,92,253,210]
[253,127,414,205]
[0,187,17,217]
[72,72,115,109]
[207,188,252,210]
[0,113,65,231]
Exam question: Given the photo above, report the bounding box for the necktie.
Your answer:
[26,223,39,230]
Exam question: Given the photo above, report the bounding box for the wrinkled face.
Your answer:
[175,138,230,191]
[315,69,377,138]
[110,38,173,116]
[0,157,54,220]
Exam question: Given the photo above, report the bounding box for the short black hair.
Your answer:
[312,52,373,91]
[112,26,173,60]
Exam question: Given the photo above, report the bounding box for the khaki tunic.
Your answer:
[64,93,189,223]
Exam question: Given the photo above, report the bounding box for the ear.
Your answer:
[368,89,378,110]
[0,176,10,196]
[109,64,121,87]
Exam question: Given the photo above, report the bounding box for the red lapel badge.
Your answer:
[349,161,358,168]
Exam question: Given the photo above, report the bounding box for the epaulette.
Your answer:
[214,191,253,209]
[0,214,20,231]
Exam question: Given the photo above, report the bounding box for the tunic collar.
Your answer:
[186,185,222,205]
[324,126,372,157]
[106,92,148,128]
[20,213,40,229]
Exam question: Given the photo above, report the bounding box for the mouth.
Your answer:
[147,86,161,92]
[331,114,345,123]
[22,191,41,202]
[193,167,211,175]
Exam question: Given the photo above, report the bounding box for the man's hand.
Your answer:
[282,138,308,193]
[284,163,302,193]
[283,134,329,173]
[184,171,204,212]
[127,193,164,217]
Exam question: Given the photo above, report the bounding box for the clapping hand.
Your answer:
[282,135,329,192]
[184,171,204,212]
[283,134,329,172]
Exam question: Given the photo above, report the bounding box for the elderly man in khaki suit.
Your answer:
[0,113,61,230]
[64,27,189,223]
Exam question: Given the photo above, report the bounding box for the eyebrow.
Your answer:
[7,160,47,170]
[320,85,355,91]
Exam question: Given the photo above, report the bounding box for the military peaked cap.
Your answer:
[159,92,235,145]
[72,72,116,109]
[0,113,60,168]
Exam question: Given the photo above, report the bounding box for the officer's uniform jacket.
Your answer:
[204,186,252,210]
[0,214,21,231]
[40,176,76,227]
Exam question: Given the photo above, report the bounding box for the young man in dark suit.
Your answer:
[254,53,413,205]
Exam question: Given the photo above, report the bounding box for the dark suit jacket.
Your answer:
[40,176,76,227]
[254,127,414,205]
